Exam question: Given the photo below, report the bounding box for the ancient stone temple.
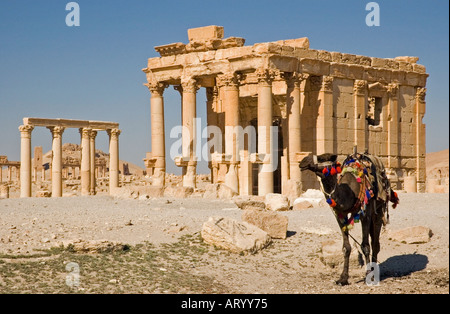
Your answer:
[143,25,428,197]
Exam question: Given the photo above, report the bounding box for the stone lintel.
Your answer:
[23,118,119,131]
[146,27,428,88]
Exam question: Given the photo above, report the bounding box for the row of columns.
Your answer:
[19,125,121,198]
[146,68,307,196]
[0,166,20,183]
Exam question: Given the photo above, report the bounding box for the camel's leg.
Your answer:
[370,201,383,264]
[360,207,371,266]
[336,217,351,286]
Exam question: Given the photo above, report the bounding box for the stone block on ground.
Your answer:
[201,217,272,254]
[388,226,433,244]
[265,193,290,211]
[218,184,238,199]
[164,186,194,198]
[292,200,313,210]
[36,190,51,198]
[242,209,288,239]
[319,239,362,268]
[233,195,266,211]
[203,183,219,199]
[293,189,325,208]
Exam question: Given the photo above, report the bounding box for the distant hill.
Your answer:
[426,149,449,181]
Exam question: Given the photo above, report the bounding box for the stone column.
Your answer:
[146,81,168,187]
[80,128,91,196]
[285,72,307,195]
[181,77,198,188]
[48,126,65,197]
[256,68,276,196]
[108,128,121,192]
[218,72,240,193]
[89,130,97,195]
[0,165,2,183]
[353,80,368,152]
[387,82,399,170]
[19,125,34,198]
[206,86,219,183]
[315,76,334,155]
[415,87,427,192]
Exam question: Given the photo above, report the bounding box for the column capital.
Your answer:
[107,128,121,139]
[283,72,308,88]
[89,130,98,140]
[47,126,65,138]
[145,81,168,97]
[353,79,367,95]
[387,82,399,99]
[19,125,34,137]
[255,68,277,85]
[322,75,334,92]
[310,75,334,92]
[415,87,426,103]
[79,127,92,139]
[181,76,199,93]
[216,72,242,88]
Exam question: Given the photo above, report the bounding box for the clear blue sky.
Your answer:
[0,0,448,174]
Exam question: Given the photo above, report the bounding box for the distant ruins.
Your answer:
[143,25,428,197]
[18,118,121,198]
[0,156,20,183]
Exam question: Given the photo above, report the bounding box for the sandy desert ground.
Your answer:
[0,191,448,294]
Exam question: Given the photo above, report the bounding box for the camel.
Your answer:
[299,152,399,285]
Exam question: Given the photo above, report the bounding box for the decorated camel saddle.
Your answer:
[333,152,399,229]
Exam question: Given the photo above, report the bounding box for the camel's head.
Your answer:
[299,153,338,179]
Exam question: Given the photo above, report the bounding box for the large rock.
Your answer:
[293,189,325,208]
[201,217,272,254]
[319,240,362,268]
[233,195,266,211]
[265,193,290,211]
[388,226,433,244]
[292,200,313,211]
[164,186,194,198]
[203,183,220,199]
[242,210,288,239]
[218,184,238,199]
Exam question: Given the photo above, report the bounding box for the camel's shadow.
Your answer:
[379,253,429,281]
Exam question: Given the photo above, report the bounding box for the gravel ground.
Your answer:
[0,192,448,294]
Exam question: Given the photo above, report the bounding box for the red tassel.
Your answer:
[330,167,337,176]
[336,166,342,173]
[330,199,337,207]
[322,168,329,175]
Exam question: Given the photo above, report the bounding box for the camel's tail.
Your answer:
[390,189,399,209]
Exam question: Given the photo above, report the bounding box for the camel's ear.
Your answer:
[317,153,337,163]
